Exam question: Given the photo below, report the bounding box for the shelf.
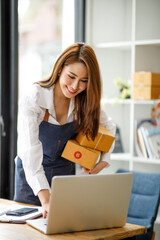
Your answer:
[101,98,132,105]
[95,39,160,49]
[87,0,160,173]
[95,41,131,50]
[101,98,160,105]
[133,157,160,165]
[111,153,131,161]
[132,99,160,105]
[110,155,160,164]
[135,39,160,46]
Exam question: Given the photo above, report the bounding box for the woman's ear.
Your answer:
[58,68,62,76]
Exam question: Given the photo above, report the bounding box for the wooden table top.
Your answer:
[0,198,147,240]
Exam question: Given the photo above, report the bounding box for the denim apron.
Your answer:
[14,110,76,205]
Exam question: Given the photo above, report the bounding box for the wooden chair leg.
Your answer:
[151,231,155,240]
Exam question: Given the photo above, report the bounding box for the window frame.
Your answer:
[75,0,86,42]
[0,0,18,199]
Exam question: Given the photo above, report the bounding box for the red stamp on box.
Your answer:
[74,151,82,159]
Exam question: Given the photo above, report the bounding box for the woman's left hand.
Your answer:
[84,161,109,174]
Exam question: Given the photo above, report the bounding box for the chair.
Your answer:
[116,169,160,240]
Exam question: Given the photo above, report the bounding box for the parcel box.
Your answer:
[61,140,100,170]
[133,86,160,100]
[76,126,115,152]
[133,72,160,87]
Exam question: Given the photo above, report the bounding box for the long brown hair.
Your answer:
[37,43,101,140]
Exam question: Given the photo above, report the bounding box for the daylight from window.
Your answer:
[18,0,63,98]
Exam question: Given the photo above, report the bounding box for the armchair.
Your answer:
[116,169,160,240]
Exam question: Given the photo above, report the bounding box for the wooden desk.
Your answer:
[0,198,147,240]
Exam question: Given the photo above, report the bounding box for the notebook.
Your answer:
[0,205,42,223]
[27,173,133,234]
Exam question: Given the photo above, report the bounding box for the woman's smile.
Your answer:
[66,86,78,94]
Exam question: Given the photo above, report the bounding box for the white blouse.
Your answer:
[17,84,116,196]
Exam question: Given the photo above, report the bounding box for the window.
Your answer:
[18,0,62,97]
[18,0,75,98]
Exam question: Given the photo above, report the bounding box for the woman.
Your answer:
[14,43,116,218]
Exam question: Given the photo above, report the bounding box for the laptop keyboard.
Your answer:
[39,218,48,226]
[33,218,48,227]
[44,218,48,226]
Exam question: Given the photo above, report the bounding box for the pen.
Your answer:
[0,219,25,224]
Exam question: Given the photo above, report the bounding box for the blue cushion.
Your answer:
[116,169,160,229]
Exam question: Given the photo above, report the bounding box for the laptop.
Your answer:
[27,172,133,235]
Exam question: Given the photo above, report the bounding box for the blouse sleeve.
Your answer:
[99,109,116,164]
[17,85,51,195]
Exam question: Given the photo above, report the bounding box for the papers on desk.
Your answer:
[0,204,12,216]
[0,204,42,223]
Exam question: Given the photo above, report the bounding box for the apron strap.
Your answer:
[44,109,49,122]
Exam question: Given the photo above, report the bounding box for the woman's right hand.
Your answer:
[42,202,49,219]
[38,189,50,218]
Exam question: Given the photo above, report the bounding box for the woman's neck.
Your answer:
[54,82,70,124]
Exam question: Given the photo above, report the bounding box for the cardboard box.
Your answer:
[76,126,115,152]
[133,72,160,87]
[61,140,100,170]
[133,86,160,100]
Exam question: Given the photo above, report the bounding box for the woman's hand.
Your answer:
[84,161,109,174]
[38,189,50,218]
[42,202,49,219]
